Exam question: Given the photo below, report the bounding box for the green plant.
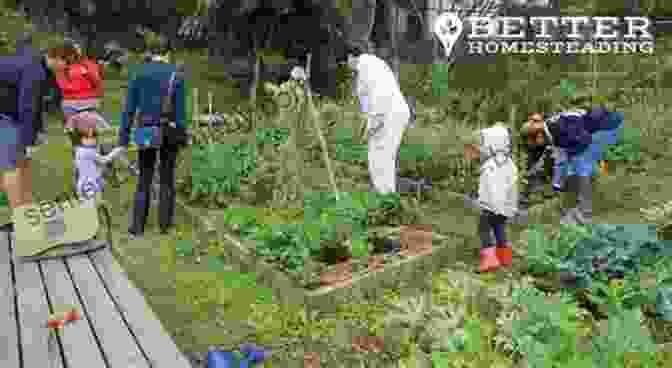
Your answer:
[509,287,590,367]
[248,302,337,346]
[220,206,261,240]
[190,143,257,197]
[603,127,642,162]
[641,200,672,230]
[592,307,658,368]
[522,224,593,276]
[255,127,289,146]
[253,223,318,274]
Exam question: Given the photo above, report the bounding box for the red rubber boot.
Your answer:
[496,242,513,267]
[479,246,501,273]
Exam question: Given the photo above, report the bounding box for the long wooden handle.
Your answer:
[304,53,340,200]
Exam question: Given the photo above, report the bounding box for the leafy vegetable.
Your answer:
[191,143,257,195]
[331,127,433,165]
[255,127,289,146]
[602,127,641,162]
[509,287,587,367]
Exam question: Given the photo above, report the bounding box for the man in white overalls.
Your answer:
[347,43,410,193]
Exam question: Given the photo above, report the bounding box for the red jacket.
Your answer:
[55,60,103,100]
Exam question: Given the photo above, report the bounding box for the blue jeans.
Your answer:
[556,113,624,178]
[0,114,27,170]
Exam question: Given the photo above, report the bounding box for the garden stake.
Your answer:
[207,91,213,129]
[303,52,340,200]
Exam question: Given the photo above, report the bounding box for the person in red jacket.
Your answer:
[47,43,105,126]
[64,38,104,96]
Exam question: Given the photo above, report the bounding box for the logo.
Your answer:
[434,12,464,57]
[434,14,654,55]
[24,186,96,227]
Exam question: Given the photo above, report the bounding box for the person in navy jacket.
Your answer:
[0,36,49,212]
[521,104,624,224]
[118,54,187,238]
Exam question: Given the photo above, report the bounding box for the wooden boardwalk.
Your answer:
[0,230,192,368]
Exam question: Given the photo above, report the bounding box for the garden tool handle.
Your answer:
[208,92,213,115]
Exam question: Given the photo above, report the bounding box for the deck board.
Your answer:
[90,249,192,367]
[41,258,107,368]
[11,233,65,368]
[0,231,20,367]
[3,229,190,368]
[66,253,150,368]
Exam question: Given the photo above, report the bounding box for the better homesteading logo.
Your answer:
[434,13,654,55]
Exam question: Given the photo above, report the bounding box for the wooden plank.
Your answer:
[41,258,107,368]
[66,253,150,368]
[0,231,20,367]
[11,233,65,368]
[89,249,191,367]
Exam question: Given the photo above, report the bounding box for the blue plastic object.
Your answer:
[207,351,250,368]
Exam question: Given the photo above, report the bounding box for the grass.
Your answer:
[4,4,672,367]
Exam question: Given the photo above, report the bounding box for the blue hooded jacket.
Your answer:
[546,106,622,156]
[0,46,48,146]
[118,63,186,146]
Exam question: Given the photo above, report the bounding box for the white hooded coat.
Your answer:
[477,125,518,218]
[352,54,410,193]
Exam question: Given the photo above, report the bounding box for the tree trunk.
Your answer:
[387,3,400,79]
[345,0,376,46]
[249,37,261,105]
[424,0,440,63]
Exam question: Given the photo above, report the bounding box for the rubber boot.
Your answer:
[496,242,513,267]
[479,246,500,273]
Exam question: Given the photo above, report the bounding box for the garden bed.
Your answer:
[175,191,474,311]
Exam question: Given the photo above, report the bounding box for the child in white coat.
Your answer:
[463,123,518,272]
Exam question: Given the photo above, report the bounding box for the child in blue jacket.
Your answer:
[521,105,624,224]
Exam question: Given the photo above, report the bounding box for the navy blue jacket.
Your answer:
[0,47,48,146]
[546,106,621,156]
[118,63,186,146]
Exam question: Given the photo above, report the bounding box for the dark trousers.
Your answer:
[479,210,507,248]
[129,144,179,235]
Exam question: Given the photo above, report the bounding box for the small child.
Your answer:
[463,123,518,273]
[71,126,127,199]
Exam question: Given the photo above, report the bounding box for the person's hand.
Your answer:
[367,114,385,139]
